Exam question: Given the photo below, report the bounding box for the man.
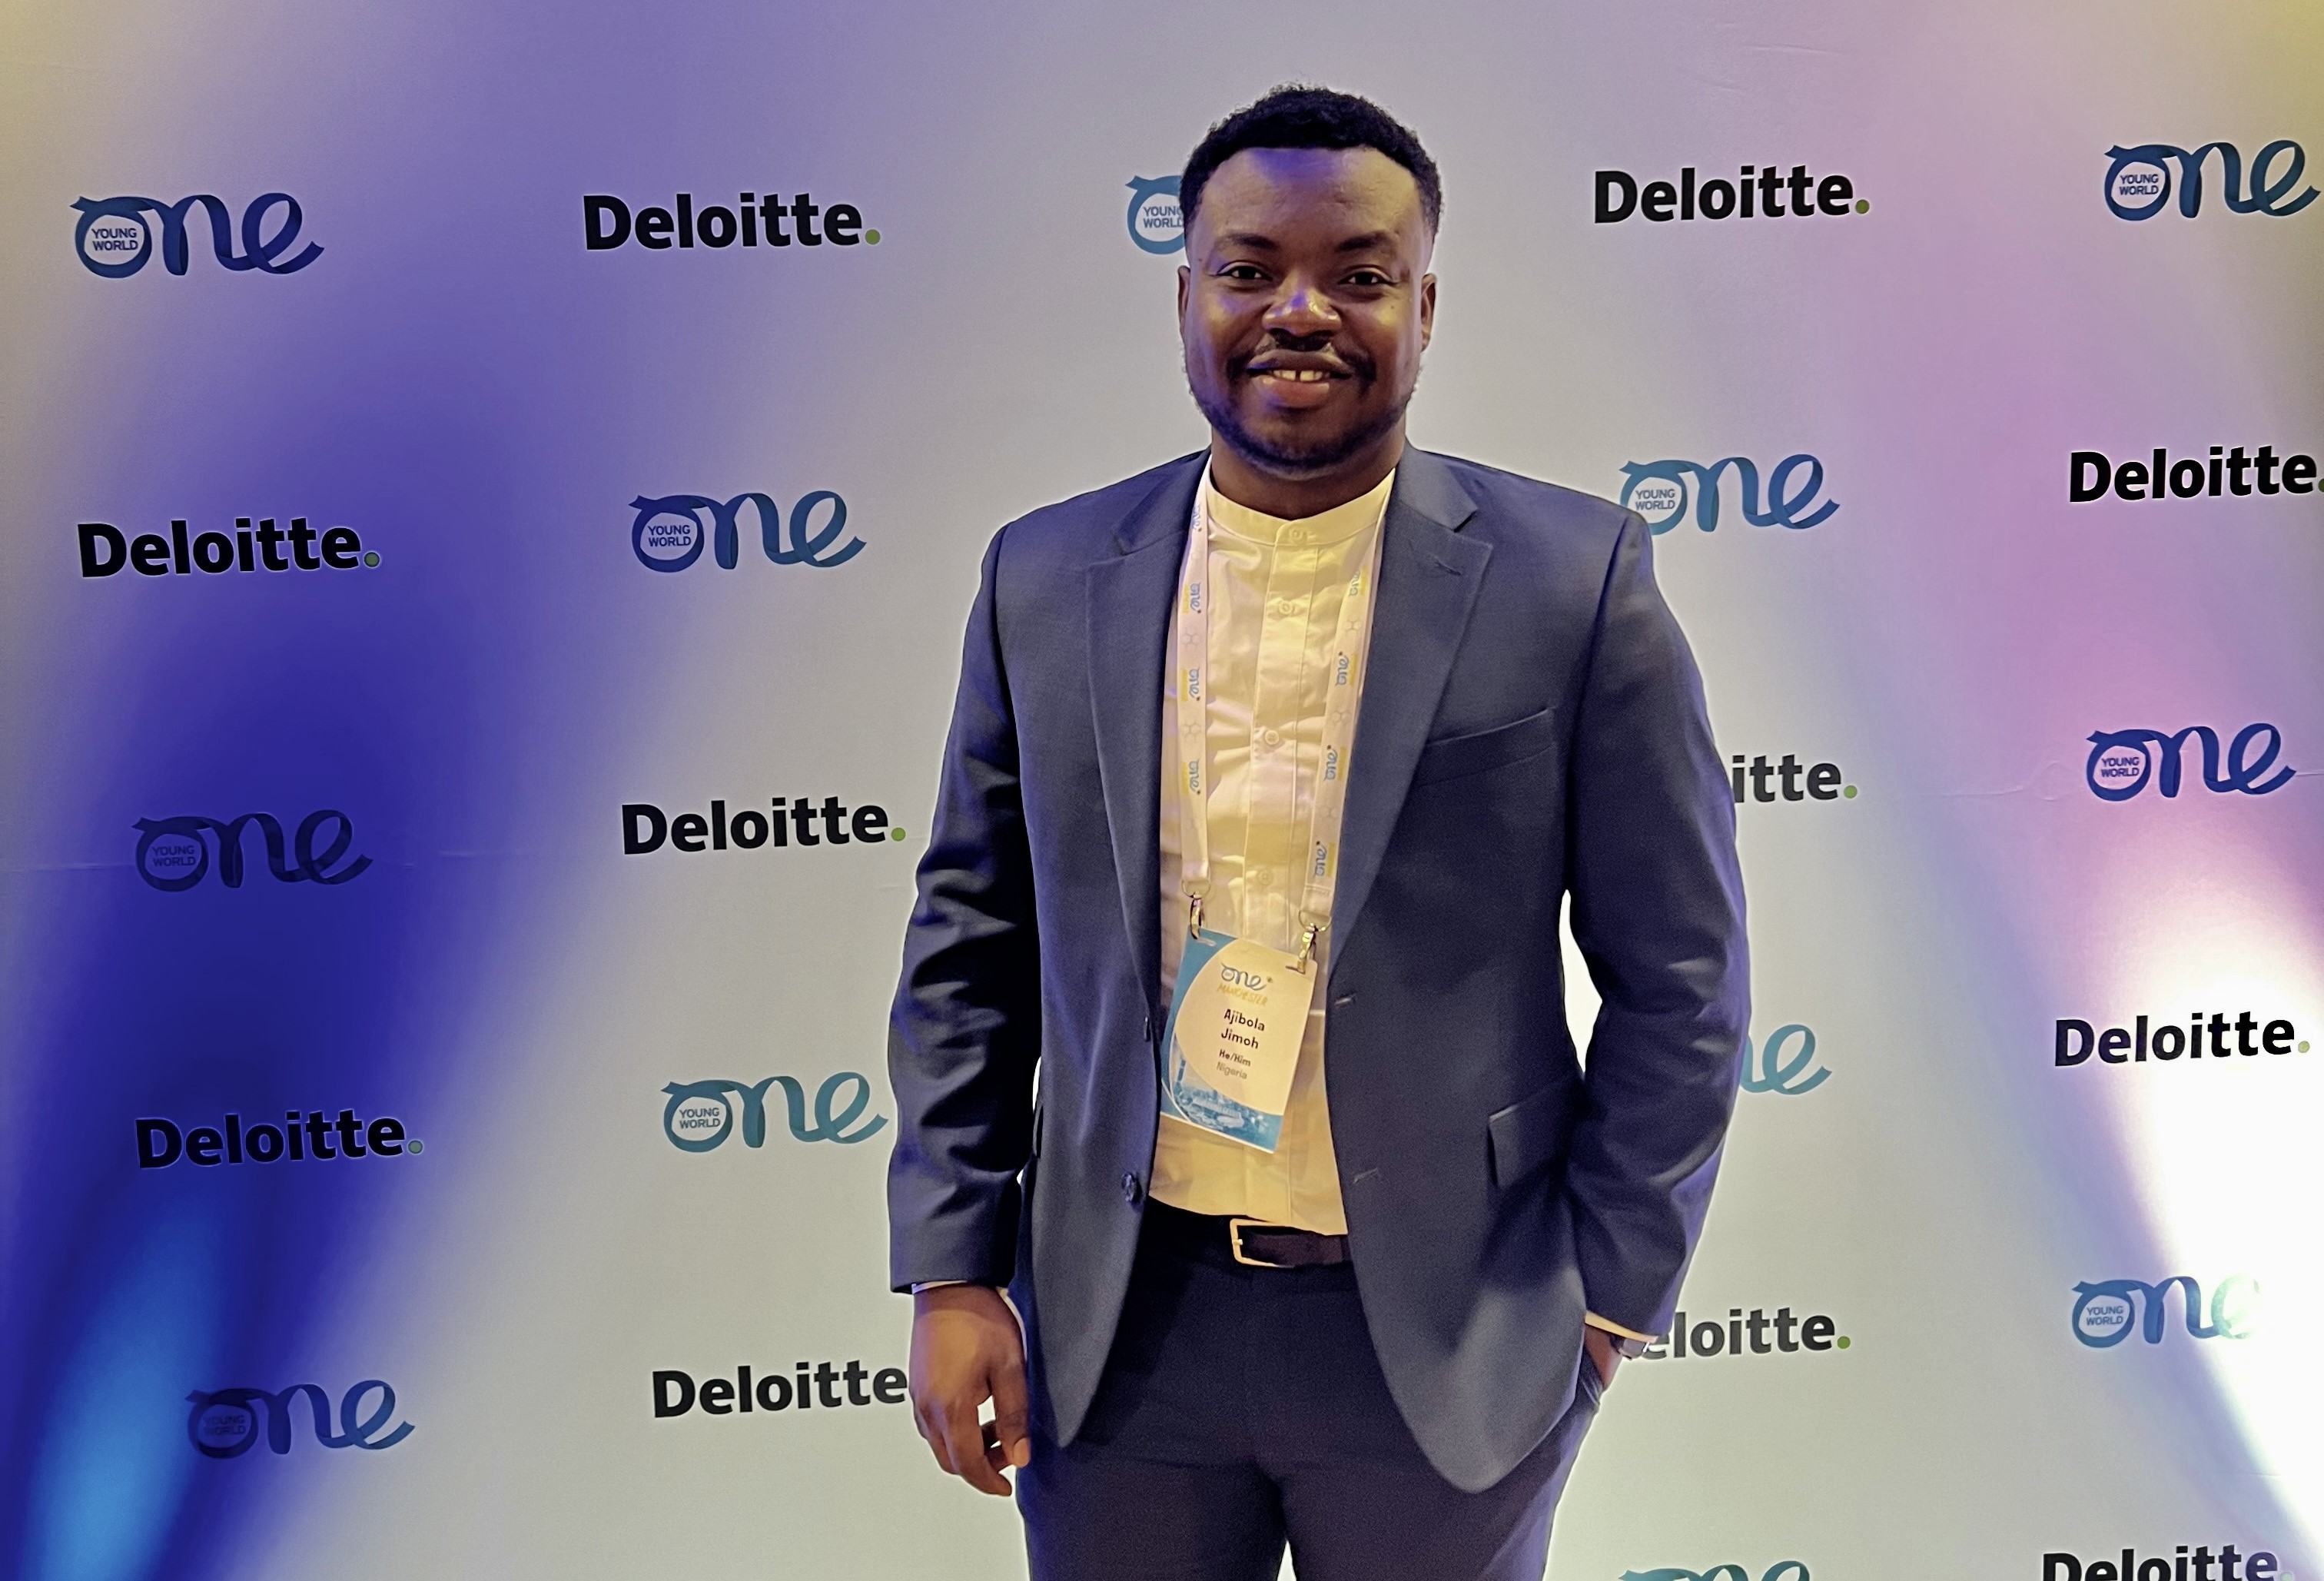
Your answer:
[888,87,1748,1579]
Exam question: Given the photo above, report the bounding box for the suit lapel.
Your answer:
[1086,455,1205,1015]
[1329,449,1487,966]
[1083,448,1484,1001]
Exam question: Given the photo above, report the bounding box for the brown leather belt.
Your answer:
[1144,1199,1351,1269]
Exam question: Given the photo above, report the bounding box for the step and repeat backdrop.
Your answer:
[2,1,2319,1577]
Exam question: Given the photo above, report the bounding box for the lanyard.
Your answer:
[1174,474,1386,974]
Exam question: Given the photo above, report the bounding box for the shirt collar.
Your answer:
[1200,464,1397,548]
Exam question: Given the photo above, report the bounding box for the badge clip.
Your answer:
[1293,922,1322,974]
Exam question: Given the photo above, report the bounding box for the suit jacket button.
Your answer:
[1121,1172,1143,1204]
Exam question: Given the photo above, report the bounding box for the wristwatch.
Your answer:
[1610,1334,1653,1359]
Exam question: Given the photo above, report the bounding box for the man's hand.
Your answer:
[1583,1325,1622,1393]
[909,1284,1030,1495]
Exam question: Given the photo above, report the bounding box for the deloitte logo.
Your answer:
[1738,1024,1828,1095]
[2069,444,2317,502]
[134,811,370,892]
[72,193,322,277]
[2047,1545,2280,1581]
[2072,1275,2256,1347]
[622,796,901,854]
[79,517,380,578]
[583,192,878,251]
[1595,163,1867,224]
[661,1073,888,1151]
[186,1380,411,1457]
[653,1360,907,1418]
[2055,1011,2306,1068]
[1624,1566,1808,1581]
[629,491,862,572]
[1618,456,1836,533]
[2103,141,2316,221]
[2084,725,2292,800]
[1640,1305,1847,1360]
[1125,176,1184,254]
[138,1110,417,1168]
[1729,754,1853,805]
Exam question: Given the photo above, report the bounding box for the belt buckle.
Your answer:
[1228,1217,1285,1268]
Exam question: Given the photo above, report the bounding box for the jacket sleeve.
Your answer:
[886,526,1042,1290]
[1560,511,1749,1336]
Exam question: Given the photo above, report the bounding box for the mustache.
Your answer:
[1229,339,1372,382]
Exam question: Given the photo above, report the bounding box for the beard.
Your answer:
[1190,369,1413,478]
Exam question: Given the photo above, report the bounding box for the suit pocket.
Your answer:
[1411,706,1558,788]
[1575,1343,1606,1407]
[1487,1085,1569,1189]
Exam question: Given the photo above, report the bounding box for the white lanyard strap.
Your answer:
[1174,479,1385,972]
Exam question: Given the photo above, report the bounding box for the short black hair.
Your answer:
[1180,85,1441,239]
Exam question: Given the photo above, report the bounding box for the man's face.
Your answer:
[1180,146,1436,478]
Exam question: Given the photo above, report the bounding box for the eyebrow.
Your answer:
[1210,230,1402,254]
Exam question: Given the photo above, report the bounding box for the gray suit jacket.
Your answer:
[888,447,1748,1492]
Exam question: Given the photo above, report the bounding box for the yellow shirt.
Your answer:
[1150,469,1394,1236]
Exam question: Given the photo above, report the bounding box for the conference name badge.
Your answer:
[1159,928,1314,1152]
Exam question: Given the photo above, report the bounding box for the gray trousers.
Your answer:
[1018,1204,1602,1581]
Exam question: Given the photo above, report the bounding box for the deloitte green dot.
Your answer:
[2302,1041,2312,1053]
[1843,785,1858,799]
[1854,199,1870,214]
[1836,1335,1850,1349]
[409,1139,424,1154]
[865,228,881,244]
[891,828,907,841]
[363,550,380,567]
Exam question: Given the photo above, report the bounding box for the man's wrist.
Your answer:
[1584,1310,1658,1357]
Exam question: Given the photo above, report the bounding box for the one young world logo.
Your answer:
[2103,141,2316,221]
[2071,1275,2258,1347]
[73,194,323,277]
[1618,455,1838,533]
[1125,177,1184,254]
[186,1380,412,1456]
[629,490,862,572]
[1738,1024,1829,1095]
[661,1074,888,1151]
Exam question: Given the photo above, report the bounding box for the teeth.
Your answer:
[1262,369,1331,382]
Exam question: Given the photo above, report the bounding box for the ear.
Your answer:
[1177,264,1190,323]
[1418,273,1436,351]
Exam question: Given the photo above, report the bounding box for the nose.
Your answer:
[1263,274,1340,340]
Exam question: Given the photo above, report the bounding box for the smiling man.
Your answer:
[888,87,1749,1579]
